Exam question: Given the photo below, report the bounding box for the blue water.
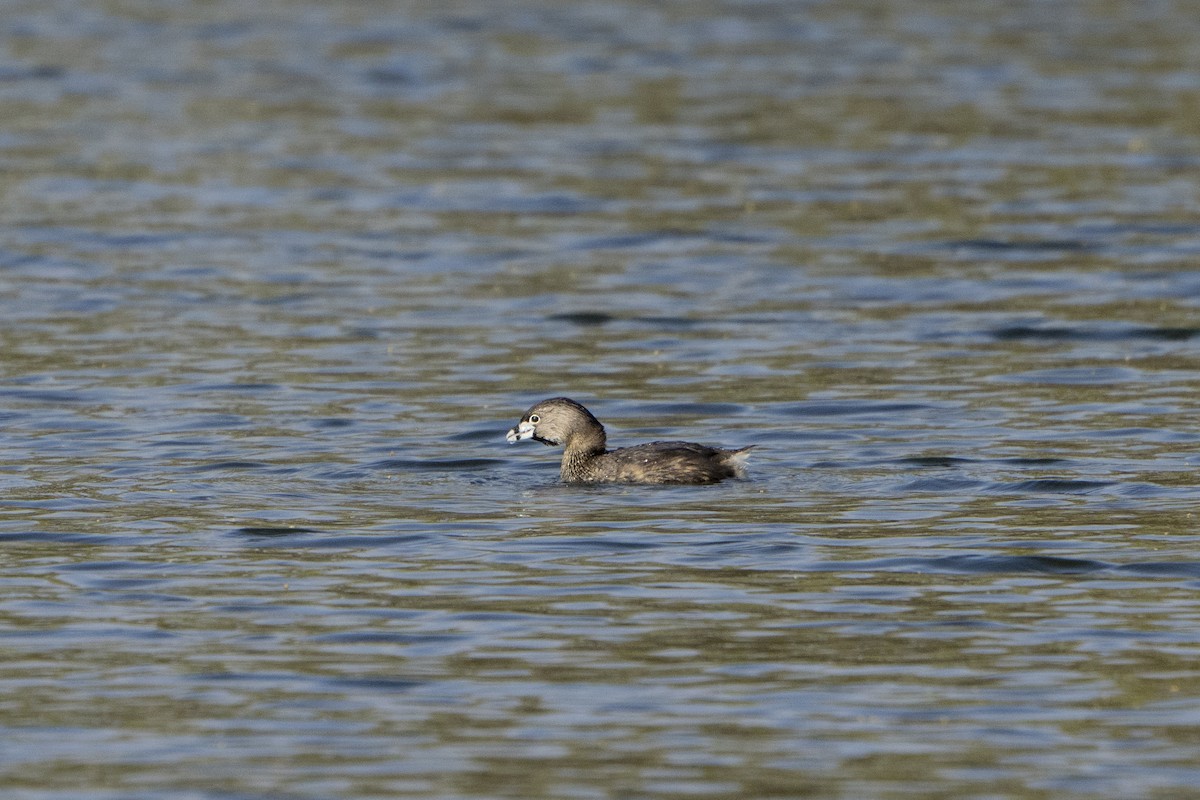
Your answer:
[2,1,1200,798]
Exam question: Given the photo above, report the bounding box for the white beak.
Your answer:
[506,420,536,443]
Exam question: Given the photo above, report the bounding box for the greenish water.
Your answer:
[2,1,1200,798]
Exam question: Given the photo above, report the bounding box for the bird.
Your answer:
[506,397,753,484]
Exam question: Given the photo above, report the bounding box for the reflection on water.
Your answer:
[3,0,1200,797]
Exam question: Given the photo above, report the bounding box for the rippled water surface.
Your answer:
[3,1,1200,798]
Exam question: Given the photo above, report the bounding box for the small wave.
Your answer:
[894,456,976,468]
[991,324,1199,342]
[189,460,273,472]
[547,311,616,326]
[0,531,118,545]
[1119,561,1200,579]
[943,238,1094,252]
[773,401,936,417]
[0,388,89,404]
[899,477,985,492]
[371,457,504,472]
[325,676,426,692]
[827,553,1200,580]
[998,478,1113,494]
[927,553,1106,574]
[232,526,323,536]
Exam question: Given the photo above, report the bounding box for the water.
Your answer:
[2,0,1200,797]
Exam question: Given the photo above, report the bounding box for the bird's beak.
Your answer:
[506,420,536,444]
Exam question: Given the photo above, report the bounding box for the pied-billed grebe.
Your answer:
[505,397,754,484]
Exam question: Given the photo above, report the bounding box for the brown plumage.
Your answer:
[505,397,753,484]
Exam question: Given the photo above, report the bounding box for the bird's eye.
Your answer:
[529,414,540,424]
